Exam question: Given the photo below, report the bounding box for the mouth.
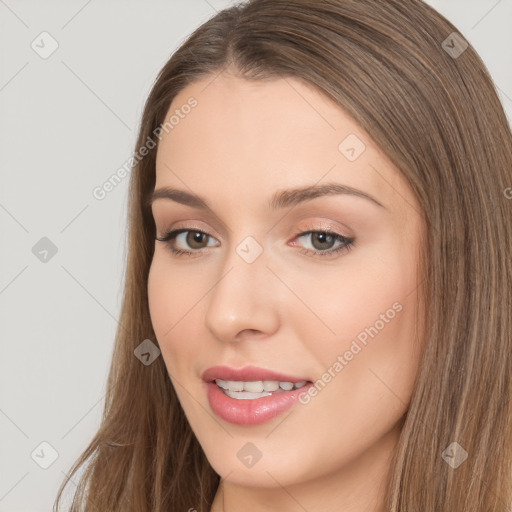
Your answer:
[213,378,312,400]
[205,375,315,425]
[201,364,313,401]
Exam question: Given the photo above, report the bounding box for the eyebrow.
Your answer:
[148,182,385,210]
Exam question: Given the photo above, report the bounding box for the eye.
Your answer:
[292,229,355,259]
[155,228,219,257]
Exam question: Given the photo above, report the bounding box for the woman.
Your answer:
[54,0,512,510]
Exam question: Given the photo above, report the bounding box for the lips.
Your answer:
[205,380,314,425]
[201,364,311,384]
[201,365,314,425]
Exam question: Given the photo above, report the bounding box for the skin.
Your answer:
[147,69,425,512]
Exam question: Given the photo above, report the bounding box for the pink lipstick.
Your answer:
[202,365,313,425]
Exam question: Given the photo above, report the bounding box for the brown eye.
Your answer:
[293,229,355,259]
[155,228,220,256]
[310,232,336,251]
[186,231,209,249]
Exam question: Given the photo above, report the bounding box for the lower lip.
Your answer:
[205,381,313,426]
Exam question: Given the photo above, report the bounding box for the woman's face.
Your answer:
[148,71,425,504]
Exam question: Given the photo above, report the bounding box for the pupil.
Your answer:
[313,232,334,250]
[188,231,206,248]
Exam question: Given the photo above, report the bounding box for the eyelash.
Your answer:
[155,225,355,259]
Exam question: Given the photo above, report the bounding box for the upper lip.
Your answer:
[202,365,311,383]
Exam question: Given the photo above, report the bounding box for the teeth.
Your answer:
[224,389,272,400]
[244,381,264,393]
[215,379,308,394]
[263,381,279,391]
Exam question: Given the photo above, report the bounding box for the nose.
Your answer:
[204,242,280,343]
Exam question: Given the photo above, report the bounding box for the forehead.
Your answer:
[154,72,410,214]
[159,73,363,165]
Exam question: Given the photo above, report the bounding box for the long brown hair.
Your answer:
[54,0,512,510]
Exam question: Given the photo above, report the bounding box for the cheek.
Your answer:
[286,239,422,417]
[288,241,418,355]
[147,256,204,371]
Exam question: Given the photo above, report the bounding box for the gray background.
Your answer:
[0,1,511,510]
